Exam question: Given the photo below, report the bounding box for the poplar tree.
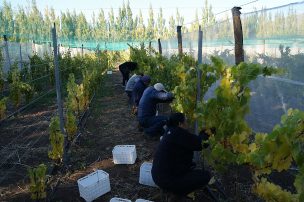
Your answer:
[136,10,146,40]
[126,0,133,40]
[1,0,14,38]
[146,4,155,40]
[108,8,115,41]
[75,12,90,41]
[190,9,200,32]
[201,0,215,28]
[168,15,176,38]
[14,6,28,42]
[157,8,165,38]
[28,0,44,42]
[96,9,107,41]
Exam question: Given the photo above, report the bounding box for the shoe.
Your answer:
[168,193,186,202]
[208,176,216,185]
[131,106,138,116]
[186,192,195,200]
[143,133,159,141]
[137,123,144,132]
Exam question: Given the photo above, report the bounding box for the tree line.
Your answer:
[0,0,215,45]
[0,0,303,47]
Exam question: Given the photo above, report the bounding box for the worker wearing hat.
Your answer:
[137,83,174,137]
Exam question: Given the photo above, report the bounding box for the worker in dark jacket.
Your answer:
[151,113,212,200]
[118,62,138,86]
[132,75,151,107]
[137,83,174,137]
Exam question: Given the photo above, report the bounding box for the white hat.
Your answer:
[154,83,167,92]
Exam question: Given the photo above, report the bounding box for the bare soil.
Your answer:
[0,91,57,190]
[1,70,297,202]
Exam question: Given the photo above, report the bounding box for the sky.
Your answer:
[6,0,299,25]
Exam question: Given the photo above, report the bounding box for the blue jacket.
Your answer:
[132,80,147,106]
[137,86,174,119]
[125,74,141,92]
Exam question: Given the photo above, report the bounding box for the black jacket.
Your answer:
[151,126,204,184]
[118,62,137,73]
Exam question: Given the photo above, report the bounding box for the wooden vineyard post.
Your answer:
[158,38,162,55]
[3,35,11,73]
[52,23,67,166]
[81,44,84,58]
[263,39,266,55]
[19,44,23,70]
[96,44,100,66]
[149,41,152,55]
[232,7,244,65]
[195,26,203,136]
[177,26,183,56]
[194,26,203,163]
[58,43,61,57]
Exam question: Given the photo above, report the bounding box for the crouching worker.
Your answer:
[151,113,212,201]
[125,73,143,104]
[137,83,173,137]
[118,61,138,86]
[133,75,151,107]
[132,75,151,115]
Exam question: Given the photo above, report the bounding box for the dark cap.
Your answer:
[141,75,151,83]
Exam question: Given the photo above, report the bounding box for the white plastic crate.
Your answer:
[112,145,137,164]
[135,199,154,202]
[107,70,113,74]
[77,170,111,202]
[110,197,132,202]
[139,162,158,187]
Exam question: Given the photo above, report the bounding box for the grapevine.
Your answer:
[253,178,298,202]
[0,50,4,91]
[0,97,8,120]
[28,164,47,200]
[9,68,33,108]
[48,116,64,164]
[249,109,304,201]
[65,109,77,141]
[66,73,87,117]
[201,57,279,170]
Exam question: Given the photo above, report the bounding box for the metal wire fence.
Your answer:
[154,1,304,133]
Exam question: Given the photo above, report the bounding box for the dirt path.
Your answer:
[4,70,215,202]
[53,70,166,201]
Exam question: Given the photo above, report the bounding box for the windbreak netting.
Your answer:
[242,2,304,133]
[159,1,304,133]
[0,33,92,74]
[202,17,234,64]
[158,37,179,58]
[159,31,199,59]
[1,32,144,74]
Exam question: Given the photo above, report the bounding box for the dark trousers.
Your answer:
[139,116,167,137]
[125,90,132,105]
[159,169,211,196]
[119,66,129,86]
[126,90,132,98]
